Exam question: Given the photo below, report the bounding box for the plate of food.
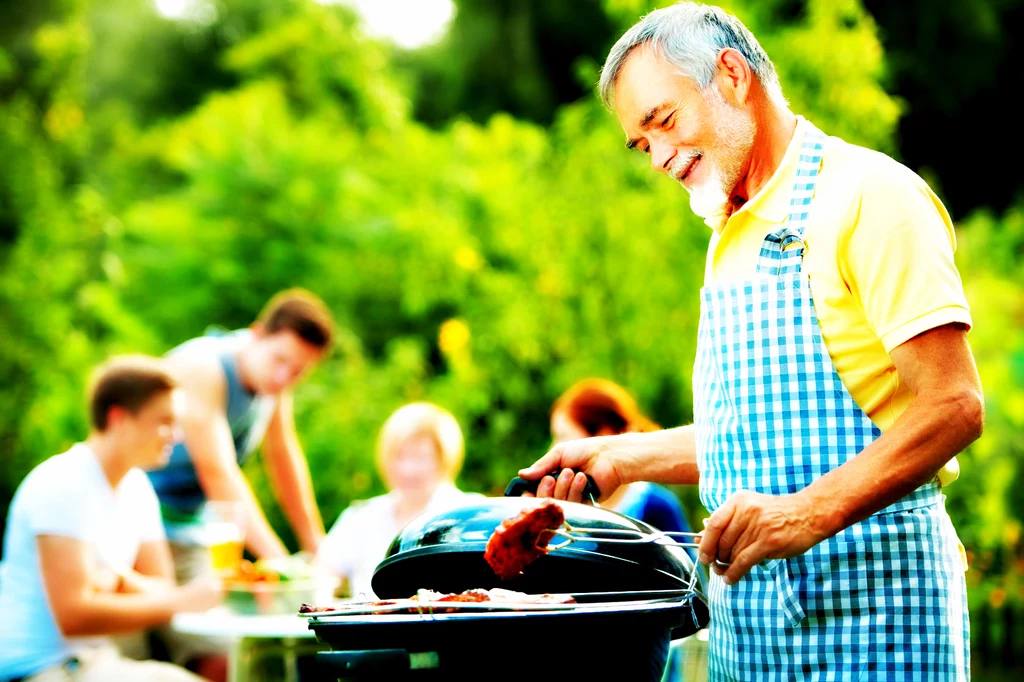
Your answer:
[224,556,320,615]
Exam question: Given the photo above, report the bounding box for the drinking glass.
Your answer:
[199,500,245,576]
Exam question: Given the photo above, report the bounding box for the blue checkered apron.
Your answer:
[692,125,970,681]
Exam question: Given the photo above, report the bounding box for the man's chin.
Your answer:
[690,198,729,225]
[144,451,172,471]
[688,182,730,227]
[258,382,289,396]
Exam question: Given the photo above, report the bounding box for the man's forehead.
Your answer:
[264,328,310,349]
[171,387,186,415]
[614,48,700,124]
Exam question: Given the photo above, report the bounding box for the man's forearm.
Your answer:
[799,388,983,539]
[267,444,325,554]
[617,425,700,486]
[211,468,289,559]
[240,489,290,559]
[59,591,179,637]
[283,483,325,554]
[117,570,174,595]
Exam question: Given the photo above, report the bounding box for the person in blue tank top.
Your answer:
[147,289,334,675]
[148,289,334,572]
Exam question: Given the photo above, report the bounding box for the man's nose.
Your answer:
[650,141,674,174]
[274,366,293,385]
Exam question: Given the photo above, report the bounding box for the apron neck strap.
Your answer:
[755,125,827,275]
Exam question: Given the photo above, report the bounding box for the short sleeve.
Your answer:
[843,164,972,353]
[129,471,167,543]
[23,470,93,540]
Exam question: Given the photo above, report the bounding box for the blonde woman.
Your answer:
[316,403,474,599]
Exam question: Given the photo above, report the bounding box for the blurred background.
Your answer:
[0,0,1021,675]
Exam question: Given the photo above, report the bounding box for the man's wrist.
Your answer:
[797,485,848,541]
[597,435,638,488]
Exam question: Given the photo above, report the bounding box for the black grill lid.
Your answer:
[371,497,702,599]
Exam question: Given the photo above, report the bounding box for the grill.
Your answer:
[306,497,710,681]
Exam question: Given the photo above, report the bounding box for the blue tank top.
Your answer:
[147,329,277,517]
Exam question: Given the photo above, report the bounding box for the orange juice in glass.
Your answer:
[201,501,245,576]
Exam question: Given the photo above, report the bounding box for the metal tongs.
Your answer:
[545,523,705,553]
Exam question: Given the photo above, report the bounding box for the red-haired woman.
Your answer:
[550,379,692,536]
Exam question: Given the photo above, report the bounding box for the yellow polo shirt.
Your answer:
[705,117,971,485]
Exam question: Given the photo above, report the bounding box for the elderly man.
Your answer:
[520,3,979,680]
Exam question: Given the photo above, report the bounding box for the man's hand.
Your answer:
[517,436,627,503]
[175,575,224,613]
[698,490,827,584]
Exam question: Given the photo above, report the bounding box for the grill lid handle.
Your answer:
[504,470,601,503]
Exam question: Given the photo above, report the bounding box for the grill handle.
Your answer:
[504,470,601,502]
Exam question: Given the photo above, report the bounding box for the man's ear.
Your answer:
[715,47,753,106]
[106,405,130,429]
[249,322,266,339]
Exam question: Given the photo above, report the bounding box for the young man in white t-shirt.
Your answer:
[0,356,222,682]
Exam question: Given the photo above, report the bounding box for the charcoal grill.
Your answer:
[305,497,709,681]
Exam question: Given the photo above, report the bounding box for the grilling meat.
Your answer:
[298,603,338,614]
[484,499,565,579]
[299,588,575,615]
[437,589,491,603]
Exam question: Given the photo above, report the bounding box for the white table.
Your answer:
[171,608,325,682]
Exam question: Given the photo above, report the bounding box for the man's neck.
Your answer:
[234,333,260,395]
[84,432,137,485]
[84,433,133,488]
[733,101,798,206]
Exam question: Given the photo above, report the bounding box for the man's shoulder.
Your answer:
[166,339,232,405]
[167,339,227,373]
[22,446,88,486]
[825,135,932,199]
[121,467,159,500]
[11,447,96,515]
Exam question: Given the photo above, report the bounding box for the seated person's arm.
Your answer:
[116,540,176,594]
[262,392,326,554]
[38,535,220,637]
[176,357,289,559]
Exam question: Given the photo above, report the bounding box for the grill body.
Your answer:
[310,600,691,680]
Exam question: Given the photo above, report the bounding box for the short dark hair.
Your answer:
[89,355,178,431]
[256,288,335,349]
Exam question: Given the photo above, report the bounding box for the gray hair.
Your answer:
[599,2,786,109]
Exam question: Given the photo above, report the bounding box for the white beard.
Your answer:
[687,164,732,230]
[678,87,755,230]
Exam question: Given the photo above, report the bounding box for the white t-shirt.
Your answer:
[0,444,165,679]
[317,484,477,599]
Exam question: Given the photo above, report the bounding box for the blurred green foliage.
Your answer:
[0,0,1021,627]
